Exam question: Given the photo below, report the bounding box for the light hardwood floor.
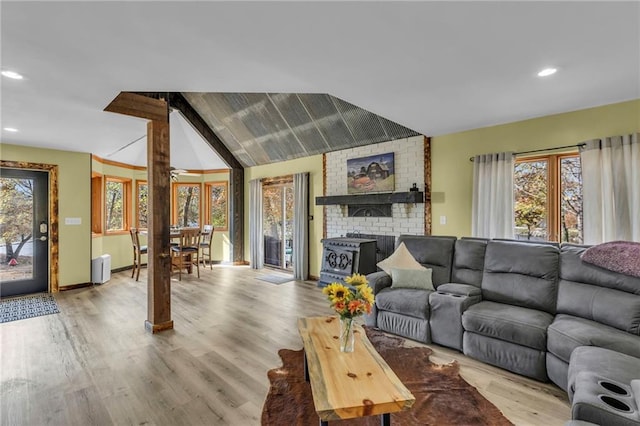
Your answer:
[1,266,570,425]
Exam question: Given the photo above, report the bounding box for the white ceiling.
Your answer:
[1,1,639,170]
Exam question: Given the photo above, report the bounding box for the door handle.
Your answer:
[39,236,47,241]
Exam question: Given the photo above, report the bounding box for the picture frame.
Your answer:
[347,152,395,194]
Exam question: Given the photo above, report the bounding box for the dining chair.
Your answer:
[129,228,148,281]
[170,228,201,281]
[200,224,214,269]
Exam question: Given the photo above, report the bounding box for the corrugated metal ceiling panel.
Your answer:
[182,92,420,167]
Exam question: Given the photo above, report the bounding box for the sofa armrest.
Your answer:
[366,271,392,294]
[437,283,482,297]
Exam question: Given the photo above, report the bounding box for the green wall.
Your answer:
[0,143,92,287]
[244,154,324,277]
[431,99,640,237]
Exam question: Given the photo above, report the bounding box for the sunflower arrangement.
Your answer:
[322,273,375,319]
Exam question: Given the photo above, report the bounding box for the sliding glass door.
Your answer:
[262,181,293,270]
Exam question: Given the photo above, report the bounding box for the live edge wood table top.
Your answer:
[297,316,415,425]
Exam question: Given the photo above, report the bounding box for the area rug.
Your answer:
[262,327,513,425]
[257,274,295,285]
[0,293,60,324]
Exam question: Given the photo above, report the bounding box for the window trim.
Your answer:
[104,175,131,234]
[515,151,580,243]
[91,173,103,235]
[204,181,229,231]
[171,182,202,228]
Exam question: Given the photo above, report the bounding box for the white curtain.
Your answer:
[249,179,264,269]
[580,133,640,244]
[471,152,515,238]
[293,173,309,280]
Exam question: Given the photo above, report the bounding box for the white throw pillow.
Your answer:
[377,242,426,274]
[391,268,434,291]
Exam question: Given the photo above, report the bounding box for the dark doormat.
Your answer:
[0,293,60,323]
[257,274,295,285]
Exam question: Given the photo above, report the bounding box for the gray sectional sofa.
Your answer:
[365,235,640,425]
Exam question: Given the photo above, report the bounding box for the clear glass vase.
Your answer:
[339,317,355,352]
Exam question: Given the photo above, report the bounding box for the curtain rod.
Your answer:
[469,143,585,162]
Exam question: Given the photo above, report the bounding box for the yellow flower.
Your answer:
[358,285,375,305]
[345,273,368,287]
[323,283,351,303]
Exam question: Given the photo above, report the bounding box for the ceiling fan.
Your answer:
[170,167,199,181]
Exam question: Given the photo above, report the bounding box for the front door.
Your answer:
[0,168,49,297]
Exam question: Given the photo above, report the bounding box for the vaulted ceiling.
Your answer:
[1,2,638,170]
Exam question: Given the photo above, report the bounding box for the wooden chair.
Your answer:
[200,224,214,269]
[129,228,147,281]
[171,228,201,281]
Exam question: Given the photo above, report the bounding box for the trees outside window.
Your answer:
[0,178,33,262]
[514,160,548,240]
[559,157,583,243]
[136,181,148,229]
[105,177,131,233]
[205,182,228,229]
[514,154,582,243]
[173,184,200,228]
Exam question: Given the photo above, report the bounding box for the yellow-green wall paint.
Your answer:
[244,154,324,277]
[431,99,640,237]
[1,143,92,287]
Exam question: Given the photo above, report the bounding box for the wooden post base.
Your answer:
[145,320,174,334]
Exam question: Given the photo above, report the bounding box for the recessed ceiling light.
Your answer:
[1,70,24,80]
[538,68,557,77]
[3,127,19,132]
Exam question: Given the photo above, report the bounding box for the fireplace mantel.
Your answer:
[315,191,424,206]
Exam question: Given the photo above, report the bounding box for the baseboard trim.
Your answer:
[59,282,93,291]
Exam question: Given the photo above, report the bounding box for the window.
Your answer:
[104,177,131,233]
[91,173,102,234]
[514,154,582,243]
[136,181,148,229]
[172,183,201,228]
[205,182,228,230]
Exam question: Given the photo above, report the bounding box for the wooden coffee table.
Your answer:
[297,316,415,425]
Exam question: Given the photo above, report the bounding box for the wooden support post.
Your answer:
[145,119,173,333]
[229,167,244,264]
[105,92,173,333]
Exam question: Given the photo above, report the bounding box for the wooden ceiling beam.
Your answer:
[104,92,169,123]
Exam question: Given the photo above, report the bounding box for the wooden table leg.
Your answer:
[381,413,390,426]
[304,350,309,382]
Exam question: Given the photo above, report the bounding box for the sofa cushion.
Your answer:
[377,242,425,274]
[396,235,456,286]
[560,244,640,296]
[375,287,431,320]
[391,267,433,291]
[462,301,553,351]
[547,314,640,364]
[451,238,488,287]
[482,240,559,314]
[557,280,640,335]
